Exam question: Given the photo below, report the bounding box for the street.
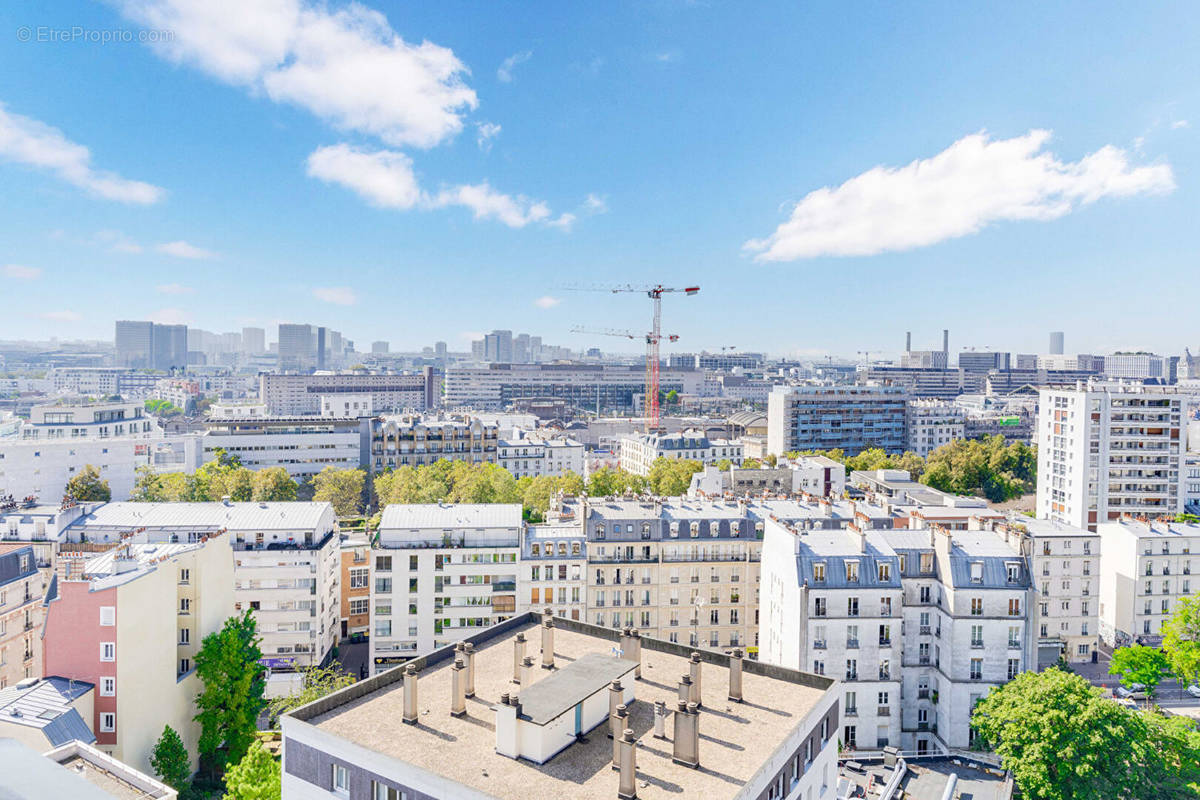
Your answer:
[1072,643,1200,713]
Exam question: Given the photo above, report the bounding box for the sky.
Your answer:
[1,1,1197,360]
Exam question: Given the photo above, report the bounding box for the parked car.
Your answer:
[1115,697,1138,709]
[1114,684,1146,698]
[1187,684,1200,699]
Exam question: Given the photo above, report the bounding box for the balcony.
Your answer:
[970,641,984,649]
[846,638,859,649]
[813,640,827,650]
[878,669,891,680]
[877,706,890,717]
[919,625,931,635]
[917,688,930,699]
[491,581,516,592]
[844,706,858,717]
[1008,640,1021,650]
[919,655,930,665]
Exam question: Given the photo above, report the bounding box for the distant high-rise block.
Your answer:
[372,341,390,354]
[242,327,266,355]
[114,320,153,368]
[1049,332,1065,355]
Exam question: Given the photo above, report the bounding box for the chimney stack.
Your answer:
[513,632,526,682]
[608,680,624,738]
[617,729,638,799]
[611,704,628,768]
[521,656,534,686]
[451,657,467,717]
[620,628,642,677]
[678,674,692,706]
[689,652,703,707]
[653,700,669,739]
[672,701,700,768]
[728,648,744,702]
[495,693,518,758]
[402,664,419,725]
[541,609,555,670]
[464,642,477,698]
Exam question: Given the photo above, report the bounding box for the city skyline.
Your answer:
[2,2,1197,356]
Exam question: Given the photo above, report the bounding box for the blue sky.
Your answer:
[1,1,1196,359]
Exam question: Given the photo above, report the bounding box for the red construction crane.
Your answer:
[567,283,699,432]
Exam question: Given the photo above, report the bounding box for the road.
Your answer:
[1072,643,1200,712]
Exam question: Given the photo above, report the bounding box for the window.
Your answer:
[100,642,115,662]
[847,597,859,617]
[375,577,392,594]
[179,658,190,674]
[813,563,826,582]
[376,556,392,572]
[970,658,983,680]
[99,712,115,732]
[179,628,190,645]
[1008,598,1022,616]
[331,764,349,796]
[349,568,368,589]
[1006,562,1020,583]
[845,561,859,582]
[178,568,190,584]
[375,619,392,637]
[99,607,115,627]
[1007,658,1020,680]
[970,598,983,616]
[100,676,115,696]
[970,562,983,583]
[877,563,891,582]
[349,598,369,615]
[372,782,406,800]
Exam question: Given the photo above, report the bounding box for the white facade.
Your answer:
[1097,518,1199,647]
[1036,382,1186,531]
[618,430,743,476]
[202,417,366,481]
[370,504,523,671]
[522,523,587,621]
[905,399,965,457]
[497,430,584,478]
[319,393,374,418]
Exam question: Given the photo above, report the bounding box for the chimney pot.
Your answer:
[514,633,526,682]
[688,653,702,707]
[611,704,629,768]
[521,656,534,686]
[464,642,477,697]
[617,729,638,799]
[402,664,419,725]
[678,675,692,705]
[608,680,624,739]
[451,657,467,717]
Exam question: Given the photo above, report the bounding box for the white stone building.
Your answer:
[618,429,743,476]
[201,415,368,481]
[497,429,584,478]
[1097,518,1199,647]
[522,523,587,621]
[905,399,965,457]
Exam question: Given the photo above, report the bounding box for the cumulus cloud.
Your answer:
[148,307,194,325]
[117,0,477,149]
[312,286,357,305]
[0,103,164,204]
[584,193,608,214]
[497,51,532,83]
[157,282,196,294]
[3,264,41,279]
[744,129,1175,262]
[1172,120,1190,130]
[157,240,217,259]
[428,182,552,228]
[94,229,143,254]
[476,122,501,152]
[306,144,421,208]
[40,310,82,322]
[534,295,561,309]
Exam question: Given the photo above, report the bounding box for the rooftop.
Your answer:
[294,615,832,800]
[380,503,523,530]
[839,756,1011,800]
[0,738,175,800]
[0,677,95,747]
[67,501,334,533]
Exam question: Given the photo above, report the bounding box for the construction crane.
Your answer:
[566,284,699,432]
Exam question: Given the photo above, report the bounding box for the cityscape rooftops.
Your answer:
[288,613,835,800]
[379,503,523,531]
[67,501,335,533]
[0,738,178,800]
[0,677,95,748]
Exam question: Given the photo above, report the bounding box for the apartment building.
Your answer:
[618,430,744,476]
[1037,382,1186,531]
[370,414,498,471]
[201,414,369,481]
[688,456,847,498]
[0,676,95,752]
[370,504,523,672]
[906,399,966,456]
[0,545,42,689]
[767,385,908,456]
[339,533,371,641]
[497,429,585,478]
[62,501,341,670]
[759,518,1032,754]
[1097,518,1199,646]
[522,522,587,621]
[259,370,436,416]
[443,363,705,412]
[42,533,234,773]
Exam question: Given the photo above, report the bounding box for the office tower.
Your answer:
[484,329,514,362]
[316,326,327,370]
[958,351,1011,371]
[151,323,188,371]
[434,341,448,362]
[278,323,316,372]
[242,327,266,354]
[767,386,908,456]
[114,320,154,368]
[372,341,389,354]
[1049,332,1065,355]
[514,333,531,363]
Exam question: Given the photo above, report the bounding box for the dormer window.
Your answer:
[846,561,860,582]
[669,522,679,538]
[641,522,652,540]
[1006,562,1020,583]
[814,563,826,582]
[878,563,891,582]
[594,524,605,540]
[531,544,540,557]
[690,522,700,538]
[970,562,984,583]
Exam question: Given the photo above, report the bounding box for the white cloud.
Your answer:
[653,49,681,63]
[0,103,164,204]
[95,229,143,254]
[312,286,357,305]
[744,129,1175,261]
[117,0,477,149]
[3,264,41,279]
[148,307,194,325]
[40,310,82,322]
[476,122,501,152]
[157,282,196,294]
[459,330,484,342]
[1172,120,1189,130]
[156,240,217,259]
[584,193,608,214]
[428,182,551,228]
[497,51,532,83]
[534,295,561,309]
[307,144,420,208]
[547,213,576,231]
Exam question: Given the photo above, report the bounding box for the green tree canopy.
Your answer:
[1109,644,1170,697]
[251,467,299,501]
[267,665,356,727]
[585,466,647,497]
[311,466,366,517]
[1164,595,1200,688]
[647,457,703,496]
[222,740,280,800]
[150,724,191,791]
[194,612,266,774]
[65,464,111,502]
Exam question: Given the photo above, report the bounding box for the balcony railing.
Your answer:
[846,638,859,649]
[845,671,858,681]
[813,640,827,649]
[877,706,890,717]
[919,625,931,635]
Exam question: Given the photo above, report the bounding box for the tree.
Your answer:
[222,740,280,800]
[150,724,192,791]
[740,458,761,469]
[195,612,266,774]
[1109,644,1170,698]
[647,457,703,496]
[971,667,1197,800]
[585,466,647,497]
[312,466,366,517]
[65,464,111,502]
[1163,595,1200,688]
[267,665,356,727]
[251,467,299,501]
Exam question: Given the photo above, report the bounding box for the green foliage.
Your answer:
[1164,595,1200,688]
[664,389,679,405]
[647,457,703,496]
[1175,513,1200,524]
[312,466,366,517]
[921,435,1036,501]
[150,724,192,791]
[585,466,648,497]
[1109,644,1170,696]
[222,740,280,800]
[714,459,733,472]
[372,460,583,521]
[194,612,266,774]
[65,464,112,502]
[145,398,184,417]
[971,667,1200,800]
[251,467,299,501]
[739,458,762,469]
[132,458,299,504]
[762,453,778,467]
[267,665,356,727]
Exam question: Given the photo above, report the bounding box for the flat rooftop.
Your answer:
[841,757,1010,800]
[300,617,831,800]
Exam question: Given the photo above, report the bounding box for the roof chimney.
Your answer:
[402,664,419,725]
[653,700,670,739]
[617,728,638,799]
[672,701,700,768]
[688,653,703,707]
[521,656,534,686]
[677,674,692,705]
[608,680,624,739]
[451,657,467,717]
[541,610,555,670]
[464,642,477,698]
[513,633,527,682]
[728,648,744,703]
[495,692,519,758]
[620,628,642,678]
[611,703,629,769]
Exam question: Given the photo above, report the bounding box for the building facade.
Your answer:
[906,399,965,457]
[1097,518,1199,647]
[768,386,908,456]
[369,415,498,472]
[201,415,369,481]
[497,430,585,478]
[259,370,436,416]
